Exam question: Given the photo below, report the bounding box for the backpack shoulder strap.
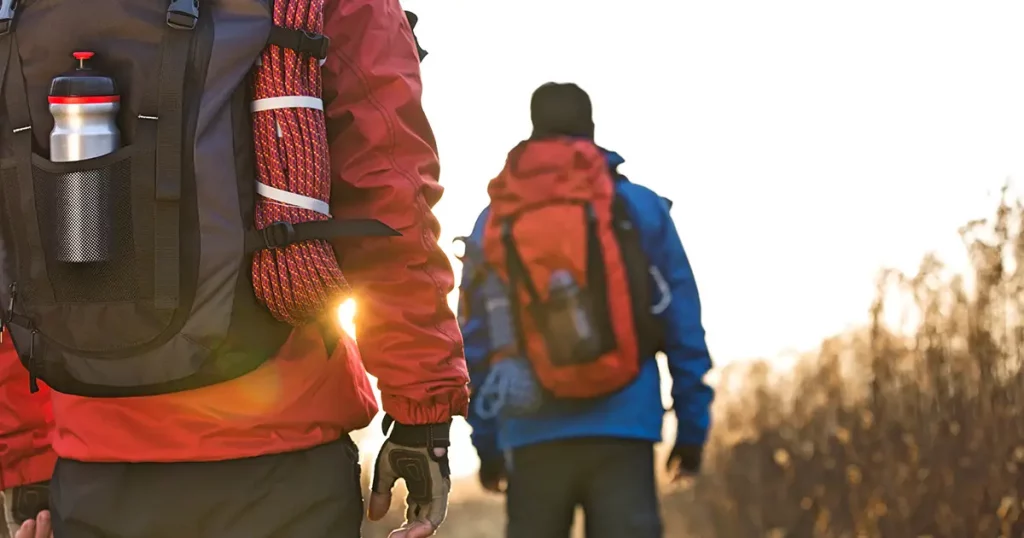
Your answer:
[610,194,662,356]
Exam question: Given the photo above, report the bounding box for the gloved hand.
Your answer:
[368,415,452,538]
[6,480,50,526]
[666,444,703,480]
[478,456,507,493]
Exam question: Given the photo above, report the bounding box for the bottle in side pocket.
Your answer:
[545,269,602,365]
[48,51,119,263]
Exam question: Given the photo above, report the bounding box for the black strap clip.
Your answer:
[0,0,17,36]
[268,26,330,60]
[167,0,199,30]
[261,221,296,250]
[245,219,401,254]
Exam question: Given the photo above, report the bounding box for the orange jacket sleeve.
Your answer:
[0,331,55,489]
[321,0,470,425]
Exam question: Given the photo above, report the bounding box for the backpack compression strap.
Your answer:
[244,219,399,254]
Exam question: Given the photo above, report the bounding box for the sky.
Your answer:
[351,1,1024,476]
[398,0,1024,364]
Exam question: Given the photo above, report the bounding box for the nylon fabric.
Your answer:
[0,332,55,491]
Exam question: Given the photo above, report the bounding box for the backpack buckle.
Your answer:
[297,31,329,60]
[267,26,330,60]
[167,0,198,30]
[261,221,296,249]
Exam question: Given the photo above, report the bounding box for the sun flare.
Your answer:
[337,298,357,340]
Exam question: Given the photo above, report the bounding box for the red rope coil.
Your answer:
[251,0,346,325]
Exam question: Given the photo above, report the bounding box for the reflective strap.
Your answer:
[650,265,672,315]
[251,95,323,113]
[255,181,331,217]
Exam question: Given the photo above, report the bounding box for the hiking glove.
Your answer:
[5,480,49,525]
[368,415,451,535]
[667,444,703,477]
[478,456,507,493]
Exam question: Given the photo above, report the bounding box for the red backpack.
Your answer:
[482,138,658,399]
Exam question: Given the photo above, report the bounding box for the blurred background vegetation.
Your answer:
[363,187,1024,537]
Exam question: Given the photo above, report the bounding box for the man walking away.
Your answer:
[459,82,715,538]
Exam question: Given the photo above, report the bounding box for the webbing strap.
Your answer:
[255,181,331,216]
[243,219,400,254]
[251,95,323,112]
[4,36,54,304]
[151,24,194,310]
[500,220,541,305]
[582,204,606,305]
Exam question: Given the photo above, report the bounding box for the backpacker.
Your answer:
[0,0,393,397]
[481,138,661,399]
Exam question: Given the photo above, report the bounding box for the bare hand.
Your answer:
[15,510,53,538]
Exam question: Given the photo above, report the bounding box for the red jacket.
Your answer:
[0,330,56,488]
[51,0,470,463]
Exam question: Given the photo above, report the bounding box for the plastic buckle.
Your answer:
[299,31,329,60]
[0,0,18,36]
[262,221,296,249]
[452,236,468,262]
[167,0,198,30]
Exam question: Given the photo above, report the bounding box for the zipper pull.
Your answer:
[27,328,38,393]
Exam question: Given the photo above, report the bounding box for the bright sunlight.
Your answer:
[337,298,357,340]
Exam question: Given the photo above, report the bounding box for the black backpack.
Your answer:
[0,0,390,397]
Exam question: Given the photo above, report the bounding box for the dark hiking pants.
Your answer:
[506,437,663,538]
[49,436,363,538]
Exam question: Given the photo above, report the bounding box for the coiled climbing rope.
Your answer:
[251,0,345,325]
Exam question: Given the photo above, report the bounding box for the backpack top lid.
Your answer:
[486,137,613,220]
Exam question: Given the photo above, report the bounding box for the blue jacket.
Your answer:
[460,149,714,463]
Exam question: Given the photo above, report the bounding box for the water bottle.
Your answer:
[482,272,516,353]
[48,51,119,263]
[475,271,542,418]
[546,270,601,364]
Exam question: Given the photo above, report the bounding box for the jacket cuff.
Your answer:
[0,447,56,491]
[381,386,470,425]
